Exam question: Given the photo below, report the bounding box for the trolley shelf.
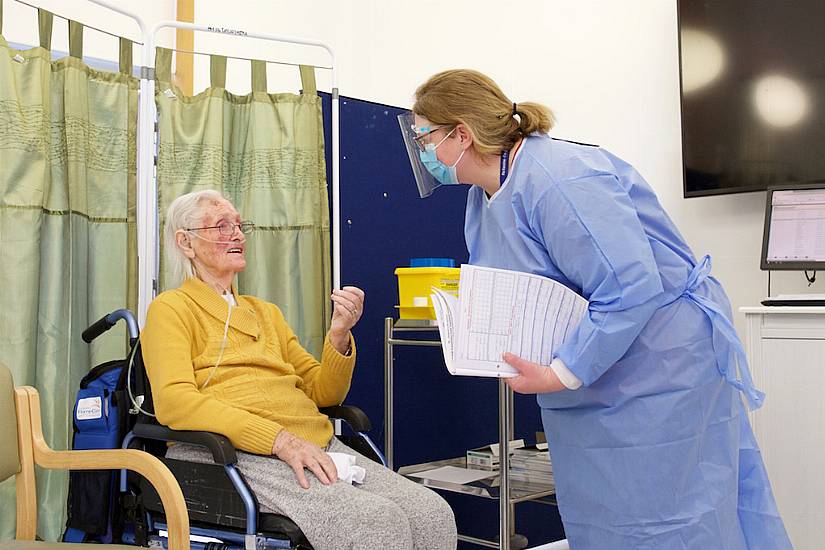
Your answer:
[398,458,557,505]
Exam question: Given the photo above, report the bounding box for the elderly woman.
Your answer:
[141,190,456,550]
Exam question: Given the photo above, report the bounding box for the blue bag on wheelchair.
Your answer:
[63,357,133,542]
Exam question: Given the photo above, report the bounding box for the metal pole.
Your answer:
[138,61,157,328]
[384,317,394,470]
[87,1,153,327]
[499,379,512,550]
[331,87,340,290]
[457,534,499,548]
[508,385,516,539]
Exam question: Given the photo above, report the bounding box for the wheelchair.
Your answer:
[66,309,386,550]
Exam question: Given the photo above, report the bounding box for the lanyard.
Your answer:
[499,148,511,184]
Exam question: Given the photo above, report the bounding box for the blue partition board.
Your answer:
[321,93,565,547]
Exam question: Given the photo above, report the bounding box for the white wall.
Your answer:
[5,0,822,336]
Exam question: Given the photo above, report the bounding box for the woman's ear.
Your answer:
[176,229,196,259]
[454,123,473,149]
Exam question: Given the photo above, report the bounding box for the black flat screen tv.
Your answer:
[679,0,825,197]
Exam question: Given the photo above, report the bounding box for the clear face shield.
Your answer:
[397,112,452,198]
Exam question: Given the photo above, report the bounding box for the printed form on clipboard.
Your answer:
[430,264,588,378]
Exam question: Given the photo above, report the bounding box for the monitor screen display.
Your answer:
[679,0,825,197]
[761,185,825,270]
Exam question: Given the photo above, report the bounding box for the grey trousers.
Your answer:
[167,438,457,550]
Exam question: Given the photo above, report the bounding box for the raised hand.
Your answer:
[329,286,365,353]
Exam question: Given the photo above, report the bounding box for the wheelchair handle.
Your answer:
[82,309,139,343]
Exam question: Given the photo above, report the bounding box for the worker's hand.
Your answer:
[502,352,566,395]
[272,430,338,489]
[329,286,365,353]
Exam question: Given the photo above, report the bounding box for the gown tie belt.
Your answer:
[665,254,765,410]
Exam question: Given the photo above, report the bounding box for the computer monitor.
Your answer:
[761,183,825,271]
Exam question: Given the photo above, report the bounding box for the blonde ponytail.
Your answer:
[514,101,554,137]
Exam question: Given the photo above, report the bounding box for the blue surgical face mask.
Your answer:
[418,128,466,185]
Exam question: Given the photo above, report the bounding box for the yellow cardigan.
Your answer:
[141,277,356,455]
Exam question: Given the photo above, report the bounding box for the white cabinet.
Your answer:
[741,307,825,550]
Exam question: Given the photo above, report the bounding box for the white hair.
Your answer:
[164,189,228,288]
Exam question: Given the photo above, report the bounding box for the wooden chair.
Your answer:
[0,362,189,549]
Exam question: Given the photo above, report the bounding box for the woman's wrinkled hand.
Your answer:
[328,286,365,353]
[271,430,338,489]
[502,352,566,395]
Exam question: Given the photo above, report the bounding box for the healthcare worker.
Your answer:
[398,69,791,549]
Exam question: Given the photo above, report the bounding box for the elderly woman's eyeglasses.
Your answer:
[186,220,255,236]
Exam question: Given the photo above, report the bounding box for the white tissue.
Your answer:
[327,451,366,485]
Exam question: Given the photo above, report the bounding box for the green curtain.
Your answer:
[155,48,331,357]
[0,11,137,540]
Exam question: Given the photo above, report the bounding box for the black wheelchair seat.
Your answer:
[138,457,312,548]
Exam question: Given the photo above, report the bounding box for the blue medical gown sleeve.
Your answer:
[530,174,664,386]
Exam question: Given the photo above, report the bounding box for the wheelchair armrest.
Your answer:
[319,405,372,432]
[132,423,238,466]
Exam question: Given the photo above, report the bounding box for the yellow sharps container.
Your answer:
[394,258,460,320]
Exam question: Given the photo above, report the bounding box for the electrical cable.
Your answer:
[805,270,817,286]
[200,301,233,390]
[125,335,154,418]
[126,296,233,415]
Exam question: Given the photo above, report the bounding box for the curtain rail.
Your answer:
[12,0,145,44]
[162,46,332,71]
[12,1,332,70]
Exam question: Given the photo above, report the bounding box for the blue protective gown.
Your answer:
[465,135,791,549]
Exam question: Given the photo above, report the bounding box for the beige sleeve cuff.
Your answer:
[550,357,582,390]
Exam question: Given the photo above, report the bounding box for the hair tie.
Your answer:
[512,102,518,116]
